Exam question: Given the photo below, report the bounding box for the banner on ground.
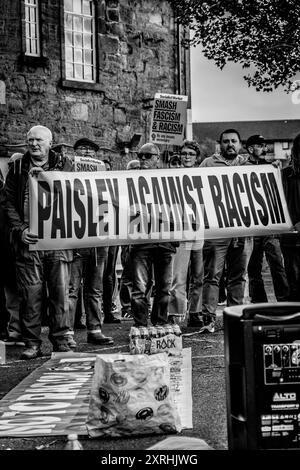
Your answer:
[149,93,188,146]
[0,353,95,436]
[0,350,192,436]
[29,165,293,251]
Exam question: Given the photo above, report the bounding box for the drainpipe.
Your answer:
[176,18,182,95]
[176,16,193,140]
[184,26,193,140]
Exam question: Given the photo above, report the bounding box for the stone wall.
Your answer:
[0,0,190,168]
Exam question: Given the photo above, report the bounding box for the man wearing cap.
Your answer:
[1,125,74,359]
[101,158,121,324]
[130,142,178,327]
[246,134,289,303]
[73,137,100,154]
[67,137,114,346]
[246,134,268,164]
[118,159,141,320]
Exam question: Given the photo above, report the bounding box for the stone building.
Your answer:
[0,0,191,172]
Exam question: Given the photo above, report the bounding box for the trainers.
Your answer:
[187,312,204,328]
[65,336,77,349]
[121,311,133,321]
[168,315,177,325]
[74,320,86,330]
[52,342,73,352]
[20,345,43,360]
[199,316,216,334]
[3,336,25,346]
[103,315,121,324]
[87,332,114,345]
[200,322,215,333]
[111,303,118,314]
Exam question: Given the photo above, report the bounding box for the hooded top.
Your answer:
[200,153,248,167]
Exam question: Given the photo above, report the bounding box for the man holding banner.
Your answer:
[67,137,114,346]
[130,142,178,327]
[1,125,74,359]
[200,129,249,333]
[246,134,289,304]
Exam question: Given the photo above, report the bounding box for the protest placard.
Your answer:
[74,155,105,172]
[150,93,188,146]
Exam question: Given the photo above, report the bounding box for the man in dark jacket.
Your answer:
[281,132,300,300]
[2,125,74,359]
[246,134,289,303]
[0,167,9,339]
[0,155,24,345]
[130,143,177,327]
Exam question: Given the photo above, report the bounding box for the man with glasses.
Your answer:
[246,134,289,303]
[130,143,177,327]
[168,140,204,328]
[101,158,121,324]
[67,137,114,346]
[73,138,99,157]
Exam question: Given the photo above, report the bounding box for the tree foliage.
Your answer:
[173,0,300,92]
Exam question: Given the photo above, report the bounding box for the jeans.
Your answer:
[281,244,300,301]
[68,247,108,332]
[4,284,22,338]
[248,236,289,302]
[15,246,72,347]
[103,246,119,317]
[202,238,248,319]
[131,247,174,326]
[169,243,203,317]
[0,284,9,337]
[119,246,133,315]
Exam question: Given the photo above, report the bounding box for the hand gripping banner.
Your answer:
[29,165,293,251]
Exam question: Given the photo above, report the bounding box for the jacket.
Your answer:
[2,150,73,243]
[281,165,300,247]
[200,153,249,167]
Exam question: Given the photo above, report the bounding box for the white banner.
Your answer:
[150,93,188,146]
[29,165,293,251]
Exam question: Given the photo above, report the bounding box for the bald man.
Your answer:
[2,125,74,359]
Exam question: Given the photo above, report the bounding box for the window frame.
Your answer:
[60,0,102,91]
[20,0,49,66]
[24,0,41,57]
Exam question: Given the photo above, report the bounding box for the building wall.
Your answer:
[0,0,190,168]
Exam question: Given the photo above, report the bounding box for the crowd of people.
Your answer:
[0,124,299,360]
